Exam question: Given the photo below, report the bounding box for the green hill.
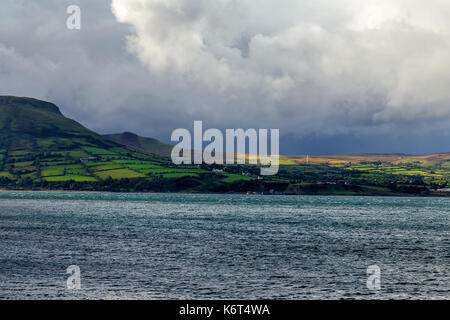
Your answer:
[1,96,448,195]
[103,132,173,157]
[0,96,118,152]
[0,96,256,192]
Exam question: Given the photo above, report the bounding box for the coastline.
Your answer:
[1,187,450,198]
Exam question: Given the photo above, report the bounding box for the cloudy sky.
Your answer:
[1,0,450,154]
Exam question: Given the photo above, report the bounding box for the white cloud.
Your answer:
[111,0,450,133]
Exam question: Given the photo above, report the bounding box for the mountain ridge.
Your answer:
[103,131,173,157]
[0,96,61,114]
[0,96,119,152]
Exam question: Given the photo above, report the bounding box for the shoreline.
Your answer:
[1,188,450,198]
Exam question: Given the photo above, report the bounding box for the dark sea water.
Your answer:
[0,191,448,300]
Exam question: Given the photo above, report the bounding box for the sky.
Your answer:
[1,0,450,155]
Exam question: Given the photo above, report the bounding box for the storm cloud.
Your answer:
[1,0,450,154]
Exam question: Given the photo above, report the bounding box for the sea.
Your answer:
[0,191,448,299]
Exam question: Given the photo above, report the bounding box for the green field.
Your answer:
[44,175,98,182]
[95,169,146,179]
[0,172,14,178]
[41,167,65,177]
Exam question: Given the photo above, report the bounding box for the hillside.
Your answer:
[0,96,117,152]
[0,96,449,195]
[280,153,450,166]
[103,132,173,157]
[0,96,256,192]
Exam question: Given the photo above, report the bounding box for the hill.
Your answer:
[103,132,173,157]
[0,96,118,153]
[280,153,450,166]
[0,96,256,192]
[0,96,449,195]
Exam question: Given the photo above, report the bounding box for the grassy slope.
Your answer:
[0,96,253,189]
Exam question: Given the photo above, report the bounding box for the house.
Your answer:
[80,157,98,163]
